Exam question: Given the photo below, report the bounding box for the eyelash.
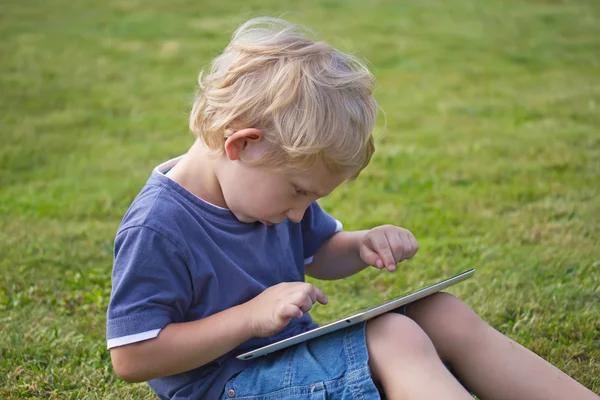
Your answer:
[294,187,309,196]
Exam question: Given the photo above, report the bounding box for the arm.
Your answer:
[109,226,253,382]
[305,230,369,280]
[305,225,419,280]
[110,302,253,382]
[110,282,328,382]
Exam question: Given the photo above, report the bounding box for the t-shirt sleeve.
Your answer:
[106,226,192,349]
[301,201,343,265]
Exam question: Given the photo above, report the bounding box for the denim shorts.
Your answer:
[221,322,380,400]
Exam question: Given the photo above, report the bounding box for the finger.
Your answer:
[284,283,312,303]
[380,234,398,271]
[313,286,328,305]
[290,291,313,313]
[386,230,405,265]
[408,231,419,258]
[278,302,303,320]
[403,230,418,259]
[361,246,384,269]
[371,233,396,270]
[301,283,317,305]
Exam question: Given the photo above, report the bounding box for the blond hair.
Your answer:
[190,17,377,179]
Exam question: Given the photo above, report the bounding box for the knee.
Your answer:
[409,292,485,345]
[366,313,436,362]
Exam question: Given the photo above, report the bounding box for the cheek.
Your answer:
[257,189,294,216]
[227,183,284,215]
[227,169,296,216]
[258,188,291,207]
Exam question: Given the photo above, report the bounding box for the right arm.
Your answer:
[110,282,328,382]
[111,302,253,382]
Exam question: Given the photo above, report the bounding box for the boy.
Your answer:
[107,17,597,400]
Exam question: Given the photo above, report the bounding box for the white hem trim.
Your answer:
[107,328,161,349]
[334,219,343,233]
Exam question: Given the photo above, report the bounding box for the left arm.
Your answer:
[305,230,368,280]
[305,225,418,280]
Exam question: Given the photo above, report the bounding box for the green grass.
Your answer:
[1,0,599,397]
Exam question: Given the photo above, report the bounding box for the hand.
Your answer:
[360,225,418,272]
[244,282,328,338]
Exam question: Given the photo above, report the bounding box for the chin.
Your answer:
[233,213,257,224]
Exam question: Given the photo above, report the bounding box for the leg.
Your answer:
[406,292,598,400]
[366,313,472,400]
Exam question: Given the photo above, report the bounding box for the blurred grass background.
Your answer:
[1,0,599,398]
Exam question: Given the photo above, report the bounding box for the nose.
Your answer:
[286,207,307,223]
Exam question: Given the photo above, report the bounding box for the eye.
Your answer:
[294,186,309,196]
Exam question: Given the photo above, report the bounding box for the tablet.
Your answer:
[237,269,475,360]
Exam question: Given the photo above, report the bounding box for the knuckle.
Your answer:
[376,241,389,250]
[302,283,314,293]
[302,292,313,302]
[390,243,403,253]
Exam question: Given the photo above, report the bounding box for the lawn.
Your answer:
[1,0,599,398]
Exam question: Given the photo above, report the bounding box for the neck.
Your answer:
[166,139,228,208]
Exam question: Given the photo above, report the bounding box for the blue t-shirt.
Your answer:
[106,157,341,400]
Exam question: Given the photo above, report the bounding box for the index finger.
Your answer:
[313,286,328,305]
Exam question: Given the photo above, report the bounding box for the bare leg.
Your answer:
[366,313,472,400]
[406,292,598,400]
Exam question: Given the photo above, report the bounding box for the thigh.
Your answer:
[222,323,381,400]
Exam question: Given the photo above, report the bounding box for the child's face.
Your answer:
[218,128,350,225]
[222,159,347,226]
[223,162,346,225]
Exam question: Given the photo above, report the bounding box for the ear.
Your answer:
[224,128,264,161]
